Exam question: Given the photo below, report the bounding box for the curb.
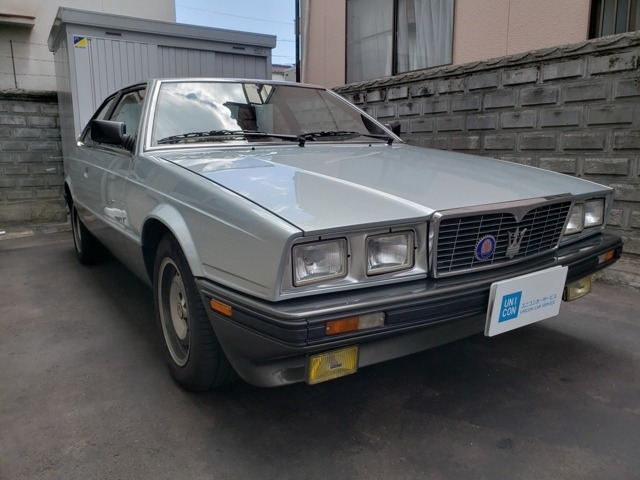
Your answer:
[0,222,71,241]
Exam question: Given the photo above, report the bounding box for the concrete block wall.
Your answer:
[336,32,640,286]
[0,91,66,225]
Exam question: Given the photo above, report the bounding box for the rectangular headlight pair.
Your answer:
[564,198,605,235]
[367,232,414,275]
[293,239,347,286]
[292,232,414,286]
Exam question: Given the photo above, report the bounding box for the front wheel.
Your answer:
[153,234,235,391]
[70,203,102,264]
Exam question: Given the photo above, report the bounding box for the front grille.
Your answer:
[436,201,571,275]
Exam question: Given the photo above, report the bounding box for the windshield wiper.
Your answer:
[298,130,394,146]
[157,130,301,145]
[157,129,394,147]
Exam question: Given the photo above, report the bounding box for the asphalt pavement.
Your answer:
[1,231,639,480]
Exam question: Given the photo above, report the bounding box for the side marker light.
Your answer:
[598,249,615,264]
[325,312,385,336]
[210,299,233,317]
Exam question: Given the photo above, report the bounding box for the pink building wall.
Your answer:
[453,0,590,65]
[302,0,592,87]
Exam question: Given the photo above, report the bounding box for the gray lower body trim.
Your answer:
[196,232,622,387]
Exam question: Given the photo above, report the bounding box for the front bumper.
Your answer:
[197,232,623,387]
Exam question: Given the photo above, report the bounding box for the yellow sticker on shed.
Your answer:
[73,36,87,48]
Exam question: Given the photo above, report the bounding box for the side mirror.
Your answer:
[385,122,401,137]
[91,119,125,144]
[91,120,135,152]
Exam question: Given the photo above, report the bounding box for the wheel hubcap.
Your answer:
[72,207,82,253]
[169,276,188,341]
[158,257,190,366]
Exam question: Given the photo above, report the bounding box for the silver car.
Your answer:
[65,78,623,390]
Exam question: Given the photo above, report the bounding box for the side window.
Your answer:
[589,0,640,38]
[346,0,454,83]
[110,89,146,138]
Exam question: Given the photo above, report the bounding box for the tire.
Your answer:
[153,234,235,391]
[70,203,102,264]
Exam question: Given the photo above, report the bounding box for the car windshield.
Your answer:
[150,81,391,146]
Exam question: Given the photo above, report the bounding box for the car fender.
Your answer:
[64,174,77,207]
[144,203,204,278]
[64,175,91,221]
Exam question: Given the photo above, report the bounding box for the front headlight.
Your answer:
[584,199,605,227]
[564,198,606,235]
[366,232,414,275]
[565,203,585,235]
[293,239,347,286]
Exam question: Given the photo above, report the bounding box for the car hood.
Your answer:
[158,144,608,234]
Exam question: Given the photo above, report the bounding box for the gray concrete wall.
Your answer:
[0,90,66,224]
[336,32,640,286]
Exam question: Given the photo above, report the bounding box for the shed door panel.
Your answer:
[157,46,269,79]
[157,46,219,77]
[216,52,268,79]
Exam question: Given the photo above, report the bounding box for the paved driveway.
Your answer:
[1,232,639,479]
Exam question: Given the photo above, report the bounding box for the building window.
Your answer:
[589,0,640,38]
[346,0,454,83]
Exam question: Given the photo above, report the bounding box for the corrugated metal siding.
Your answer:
[158,46,219,77]
[157,47,269,79]
[87,38,157,110]
[215,52,268,79]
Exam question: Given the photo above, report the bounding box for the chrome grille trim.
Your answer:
[433,200,572,277]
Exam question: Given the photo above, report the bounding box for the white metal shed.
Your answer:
[48,7,276,154]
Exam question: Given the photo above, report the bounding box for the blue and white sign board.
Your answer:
[485,266,568,337]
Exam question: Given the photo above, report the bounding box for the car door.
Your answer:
[75,86,146,261]
[71,94,117,224]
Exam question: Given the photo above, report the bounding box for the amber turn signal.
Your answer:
[325,317,359,335]
[325,312,385,335]
[210,299,233,317]
[598,249,616,264]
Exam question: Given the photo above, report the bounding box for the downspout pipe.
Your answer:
[295,0,301,82]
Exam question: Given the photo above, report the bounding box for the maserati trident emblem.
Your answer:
[506,227,527,258]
